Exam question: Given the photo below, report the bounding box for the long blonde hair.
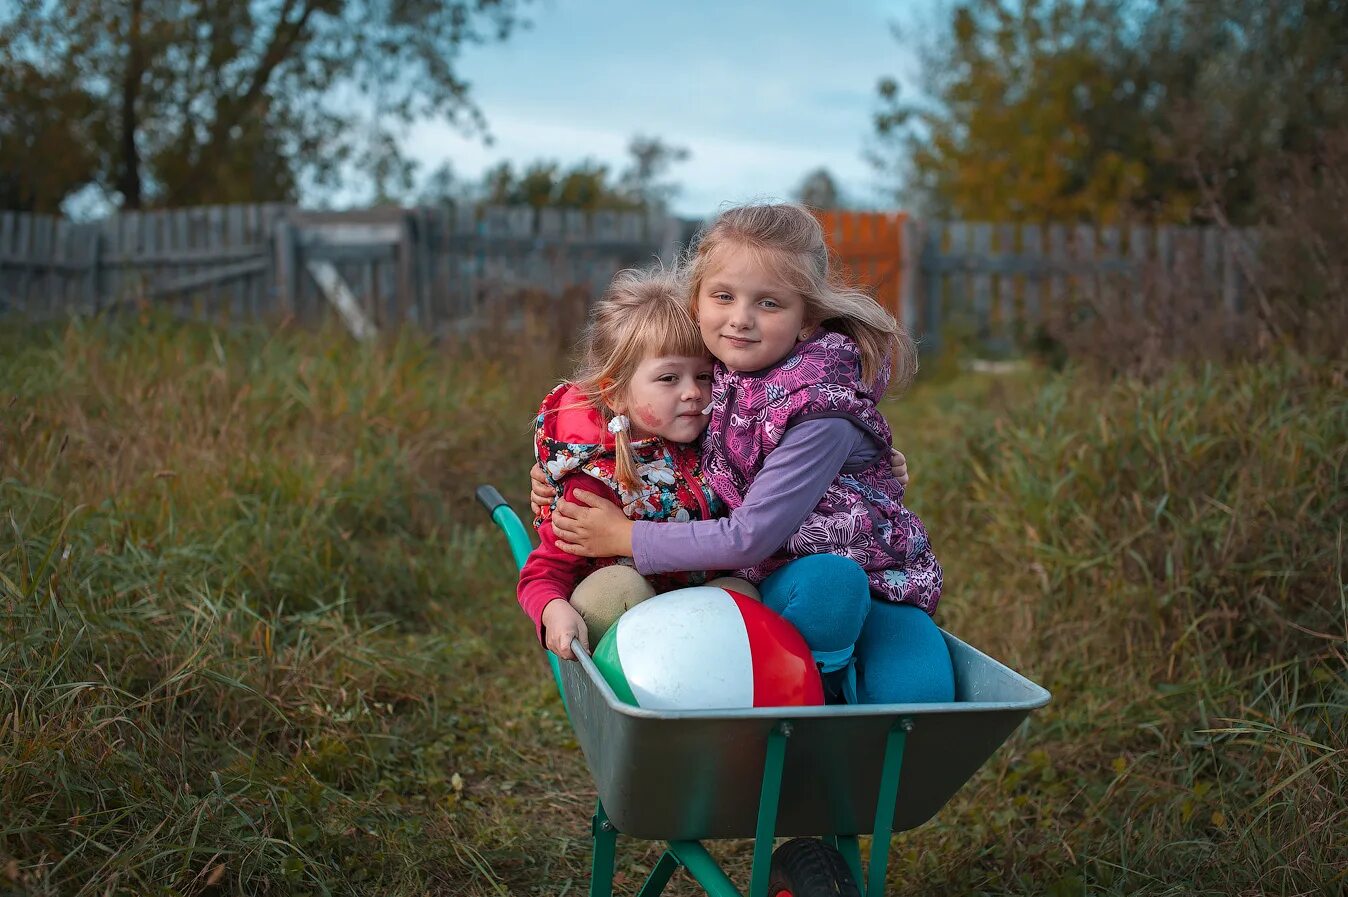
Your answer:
[569,266,708,491]
[686,202,916,390]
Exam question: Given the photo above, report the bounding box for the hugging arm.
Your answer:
[555,419,870,572]
[533,445,908,520]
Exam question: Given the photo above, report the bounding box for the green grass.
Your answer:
[2,316,1344,895]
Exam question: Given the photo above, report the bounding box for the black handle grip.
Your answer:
[476,484,507,515]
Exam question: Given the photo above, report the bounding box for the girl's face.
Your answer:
[613,354,714,443]
[696,245,810,372]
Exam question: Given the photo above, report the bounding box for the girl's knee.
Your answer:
[570,566,655,644]
[760,554,870,651]
[792,553,870,593]
[856,602,955,704]
[705,575,761,601]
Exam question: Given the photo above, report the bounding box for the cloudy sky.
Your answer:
[399,0,943,217]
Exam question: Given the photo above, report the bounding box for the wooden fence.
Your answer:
[1,203,1259,352]
[819,212,1259,353]
[0,203,680,338]
[816,210,908,324]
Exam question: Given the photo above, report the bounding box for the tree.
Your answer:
[479,159,632,210]
[470,135,690,210]
[872,0,1161,222]
[794,168,843,210]
[871,0,1348,224]
[0,0,528,211]
[0,62,99,212]
[617,135,690,210]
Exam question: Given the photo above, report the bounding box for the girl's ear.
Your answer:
[605,386,628,416]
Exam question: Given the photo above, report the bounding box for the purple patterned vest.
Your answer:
[702,330,942,613]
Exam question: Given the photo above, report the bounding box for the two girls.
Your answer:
[529,203,954,705]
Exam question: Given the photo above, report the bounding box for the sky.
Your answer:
[396,0,944,218]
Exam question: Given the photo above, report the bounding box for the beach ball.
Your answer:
[592,586,824,710]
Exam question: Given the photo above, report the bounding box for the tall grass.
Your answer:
[2,317,1344,895]
[887,358,1347,895]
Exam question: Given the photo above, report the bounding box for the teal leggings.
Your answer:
[758,554,955,704]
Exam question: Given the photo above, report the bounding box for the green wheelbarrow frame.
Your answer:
[478,485,1050,897]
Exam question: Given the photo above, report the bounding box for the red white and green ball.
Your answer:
[592,586,824,710]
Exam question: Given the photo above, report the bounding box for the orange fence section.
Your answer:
[814,210,909,322]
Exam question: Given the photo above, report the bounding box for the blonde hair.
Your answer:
[569,266,709,491]
[686,202,917,390]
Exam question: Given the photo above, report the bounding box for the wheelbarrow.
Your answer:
[478,485,1050,897]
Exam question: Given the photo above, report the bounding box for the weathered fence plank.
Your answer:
[995,222,1016,343]
[1021,224,1042,330]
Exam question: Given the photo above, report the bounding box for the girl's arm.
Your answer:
[518,473,623,658]
[532,447,908,521]
[554,418,873,572]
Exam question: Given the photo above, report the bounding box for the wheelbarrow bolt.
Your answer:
[776,721,794,737]
[900,717,914,732]
[600,819,616,832]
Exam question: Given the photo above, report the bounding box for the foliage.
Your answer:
[0,0,528,211]
[793,167,843,210]
[0,61,99,212]
[1,317,1344,894]
[476,135,690,211]
[616,135,692,209]
[874,0,1348,224]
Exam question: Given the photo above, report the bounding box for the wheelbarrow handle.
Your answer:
[476,484,508,514]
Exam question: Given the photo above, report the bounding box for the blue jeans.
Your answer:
[759,554,955,704]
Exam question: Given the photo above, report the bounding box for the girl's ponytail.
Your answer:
[609,416,641,495]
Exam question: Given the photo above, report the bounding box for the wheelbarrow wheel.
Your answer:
[768,837,861,897]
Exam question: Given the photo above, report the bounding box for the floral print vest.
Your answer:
[702,331,942,613]
[534,382,725,589]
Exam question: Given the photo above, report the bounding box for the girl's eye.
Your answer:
[658,374,678,383]
[697,373,713,382]
[760,298,780,309]
[712,292,732,303]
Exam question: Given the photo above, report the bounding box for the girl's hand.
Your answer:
[891,448,909,489]
[540,598,589,661]
[552,490,635,558]
[529,464,557,518]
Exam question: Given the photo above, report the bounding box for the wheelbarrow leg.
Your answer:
[635,851,682,897]
[590,799,618,897]
[749,721,791,897]
[866,717,913,897]
[666,841,741,897]
[829,835,864,891]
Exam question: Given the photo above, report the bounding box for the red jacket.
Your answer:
[517,383,724,644]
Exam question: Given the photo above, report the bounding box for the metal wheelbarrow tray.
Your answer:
[478,485,1050,897]
[560,630,1049,842]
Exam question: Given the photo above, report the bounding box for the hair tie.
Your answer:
[701,402,713,415]
[607,415,630,434]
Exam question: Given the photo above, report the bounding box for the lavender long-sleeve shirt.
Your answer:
[631,418,883,575]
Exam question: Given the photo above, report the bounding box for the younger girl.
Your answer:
[517,267,757,661]
[552,203,955,705]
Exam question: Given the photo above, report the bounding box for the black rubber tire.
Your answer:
[767,837,862,897]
